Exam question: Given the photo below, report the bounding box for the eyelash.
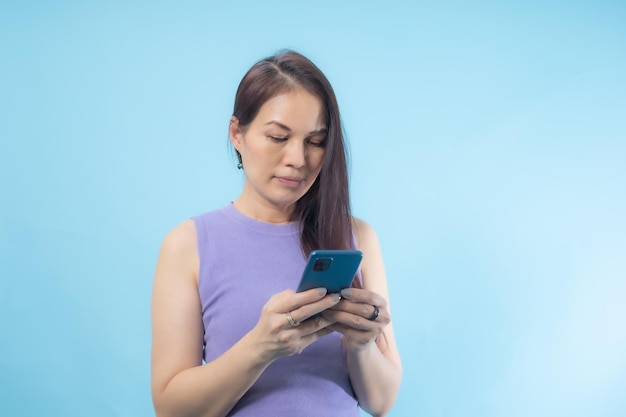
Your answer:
[268,136,325,147]
[269,136,288,143]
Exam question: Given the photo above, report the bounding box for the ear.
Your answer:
[229,116,244,152]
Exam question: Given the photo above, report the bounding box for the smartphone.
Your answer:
[296,249,363,294]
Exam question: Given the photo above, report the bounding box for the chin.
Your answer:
[267,193,304,209]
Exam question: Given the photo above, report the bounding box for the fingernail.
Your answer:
[317,288,328,296]
[340,289,352,298]
[332,293,341,302]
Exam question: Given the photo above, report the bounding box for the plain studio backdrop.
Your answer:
[1,1,625,416]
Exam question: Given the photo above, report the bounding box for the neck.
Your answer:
[232,195,296,225]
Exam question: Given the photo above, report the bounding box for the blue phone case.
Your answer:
[296,250,363,293]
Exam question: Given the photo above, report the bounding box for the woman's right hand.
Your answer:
[248,288,341,362]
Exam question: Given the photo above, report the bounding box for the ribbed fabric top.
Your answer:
[193,203,359,417]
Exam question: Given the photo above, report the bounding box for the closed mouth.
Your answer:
[275,176,304,186]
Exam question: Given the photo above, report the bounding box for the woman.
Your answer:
[151,50,402,417]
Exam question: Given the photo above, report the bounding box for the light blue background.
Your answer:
[1,1,625,416]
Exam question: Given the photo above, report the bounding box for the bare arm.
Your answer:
[323,218,402,416]
[151,220,340,417]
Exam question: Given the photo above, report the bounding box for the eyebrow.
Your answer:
[264,121,327,136]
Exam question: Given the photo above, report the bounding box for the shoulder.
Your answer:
[161,219,197,255]
[156,219,199,282]
[350,216,384,280]
[351,216,379,250]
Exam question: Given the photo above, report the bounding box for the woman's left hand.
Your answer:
[321,287,390,352]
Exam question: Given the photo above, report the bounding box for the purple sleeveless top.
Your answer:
[193,204,359,417]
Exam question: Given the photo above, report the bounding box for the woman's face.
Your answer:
[230,88,327,213]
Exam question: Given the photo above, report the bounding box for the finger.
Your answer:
[324,306,390,330]
[289,293,341,324]
[339,288,387,307]
[296,315,335,336]
[328,299,380,320]
[328,299,387,324]
[281,287,329,311]
[322,310,376,331]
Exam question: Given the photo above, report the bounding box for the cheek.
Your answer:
[310,149,325,171]
[243,139,271,164]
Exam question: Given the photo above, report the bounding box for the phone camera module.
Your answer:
[313,258,332,272]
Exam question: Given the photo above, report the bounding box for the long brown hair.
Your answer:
[231,50,352,256]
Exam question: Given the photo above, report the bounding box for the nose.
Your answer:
[283,139,306,168]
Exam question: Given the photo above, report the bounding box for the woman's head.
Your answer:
[230,50,352,254]
[232,50,343,172]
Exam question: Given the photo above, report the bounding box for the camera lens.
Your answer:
[313,259,324,271]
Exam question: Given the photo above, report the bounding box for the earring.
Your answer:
[237,162,243,170]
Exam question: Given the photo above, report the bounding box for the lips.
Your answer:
[275,176,304,188]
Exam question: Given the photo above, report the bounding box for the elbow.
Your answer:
[362,398,398,417]
[152,395,171,417]
[152,385,169,417]
[360,368,402,417]
[152,380,183,417]
[153,392,210,417]
[152,389,183,417]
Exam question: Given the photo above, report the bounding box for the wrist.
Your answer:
[239,331,276,371]
[346,338,377,357]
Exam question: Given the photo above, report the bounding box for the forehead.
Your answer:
[253,88,326,131]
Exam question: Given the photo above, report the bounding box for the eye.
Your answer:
[269,136,288,143]
[307,137,326,147]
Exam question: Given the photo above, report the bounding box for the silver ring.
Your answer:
[367,305,380,321]
[285,311,300,327]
